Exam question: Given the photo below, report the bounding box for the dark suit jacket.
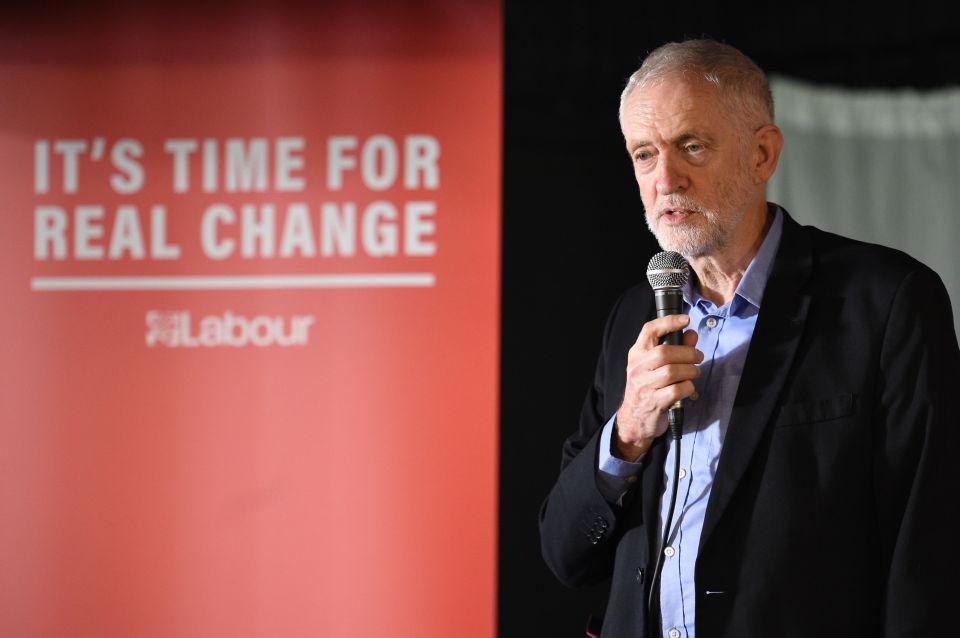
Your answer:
[540,209,959,637]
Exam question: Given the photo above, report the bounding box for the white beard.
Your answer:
[645,162,755,258]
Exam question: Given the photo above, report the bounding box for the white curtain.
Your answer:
[768,75,960,337]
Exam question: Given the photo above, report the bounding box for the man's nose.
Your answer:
[655,152,689,196]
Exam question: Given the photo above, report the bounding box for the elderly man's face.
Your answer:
[621,76,758,258]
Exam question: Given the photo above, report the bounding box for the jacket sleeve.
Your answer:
[875,266,960,636]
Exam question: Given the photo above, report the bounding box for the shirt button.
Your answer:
[664,546,675,557]
[669,629,681,638]
[678,468,687,479]
[705,317,718,328]
[626,475,638,484]
[690,390,700,401]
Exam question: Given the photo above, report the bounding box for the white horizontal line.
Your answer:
[31,273,436,291]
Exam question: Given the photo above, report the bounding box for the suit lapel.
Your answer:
[699,212,813,547]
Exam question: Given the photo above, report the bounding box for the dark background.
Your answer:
[499,3,960,635]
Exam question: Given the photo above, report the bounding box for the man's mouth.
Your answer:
[658,209,694,225]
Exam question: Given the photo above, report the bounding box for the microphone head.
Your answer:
[646,251,690,290]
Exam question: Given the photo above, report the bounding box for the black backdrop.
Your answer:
[499,3,960,635]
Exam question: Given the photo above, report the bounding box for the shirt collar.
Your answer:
[682,204,784,314]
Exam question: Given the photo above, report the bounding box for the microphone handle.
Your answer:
[654,288,685,438]
[655,288,684,345]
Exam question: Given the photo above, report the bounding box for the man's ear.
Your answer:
[752,124,784,184]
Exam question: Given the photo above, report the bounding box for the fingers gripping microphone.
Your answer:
[646,251,690,440]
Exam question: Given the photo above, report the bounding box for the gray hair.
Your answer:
[619,39,774,130]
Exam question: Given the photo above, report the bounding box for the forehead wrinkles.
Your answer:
[622,80,718,145]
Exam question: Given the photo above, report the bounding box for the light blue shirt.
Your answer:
[597,206,783,638]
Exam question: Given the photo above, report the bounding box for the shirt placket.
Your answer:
[659,303,726,638]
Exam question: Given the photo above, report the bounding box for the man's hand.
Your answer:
[615,315,702,461]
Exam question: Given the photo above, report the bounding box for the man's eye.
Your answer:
[685,143,704,153]
[634,151,651,162]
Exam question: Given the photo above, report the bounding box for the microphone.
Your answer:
[646,250,690,440]
[644,251,691,618]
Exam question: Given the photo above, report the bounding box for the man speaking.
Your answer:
[539,39,959,637]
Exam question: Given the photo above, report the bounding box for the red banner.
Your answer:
[0,4,500,637]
